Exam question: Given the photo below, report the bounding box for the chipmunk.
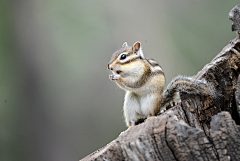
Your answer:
[108,41,217,127]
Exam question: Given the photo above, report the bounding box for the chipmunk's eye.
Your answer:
[120,54,126,60]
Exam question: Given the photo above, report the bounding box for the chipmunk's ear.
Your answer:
[122,42,128,48]
[132,41,145,59]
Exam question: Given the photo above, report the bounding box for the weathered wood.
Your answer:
[81,4,240,161]
[210,112,240,161]
[229,5,240,32]
[234,75,240,123]
[180,33,240,140]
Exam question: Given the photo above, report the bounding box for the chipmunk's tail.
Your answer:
[160,75,218,109]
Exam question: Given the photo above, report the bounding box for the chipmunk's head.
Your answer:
[108,42,145,77]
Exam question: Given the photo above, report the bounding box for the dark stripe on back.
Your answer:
[146,58,161,68]
[152,70,164,75]
[147,58,154,61]
[150,63,159,67]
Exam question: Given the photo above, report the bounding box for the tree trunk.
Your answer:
[81,5,240,161]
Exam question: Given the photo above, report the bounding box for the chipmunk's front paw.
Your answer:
[109,75,120,81]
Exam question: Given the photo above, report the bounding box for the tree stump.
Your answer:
[81,4,240,161]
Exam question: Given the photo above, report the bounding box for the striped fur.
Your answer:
[108,42,219,126]
[160,75,217,108]
[108,42,218,127]
[108,42,165,126]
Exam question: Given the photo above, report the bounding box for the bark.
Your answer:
[81,5,240,161]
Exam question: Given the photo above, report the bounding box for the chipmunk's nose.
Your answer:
[108,64,113,70]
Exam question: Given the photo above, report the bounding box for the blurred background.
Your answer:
[0,0,239,160]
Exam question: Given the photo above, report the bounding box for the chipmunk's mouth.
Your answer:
[116,70,122,74]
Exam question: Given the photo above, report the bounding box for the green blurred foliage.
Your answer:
[0,0,239,160]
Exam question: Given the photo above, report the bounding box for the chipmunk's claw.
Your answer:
[109,75,120,81]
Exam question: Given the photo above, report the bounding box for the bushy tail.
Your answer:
[160,75,218,108]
